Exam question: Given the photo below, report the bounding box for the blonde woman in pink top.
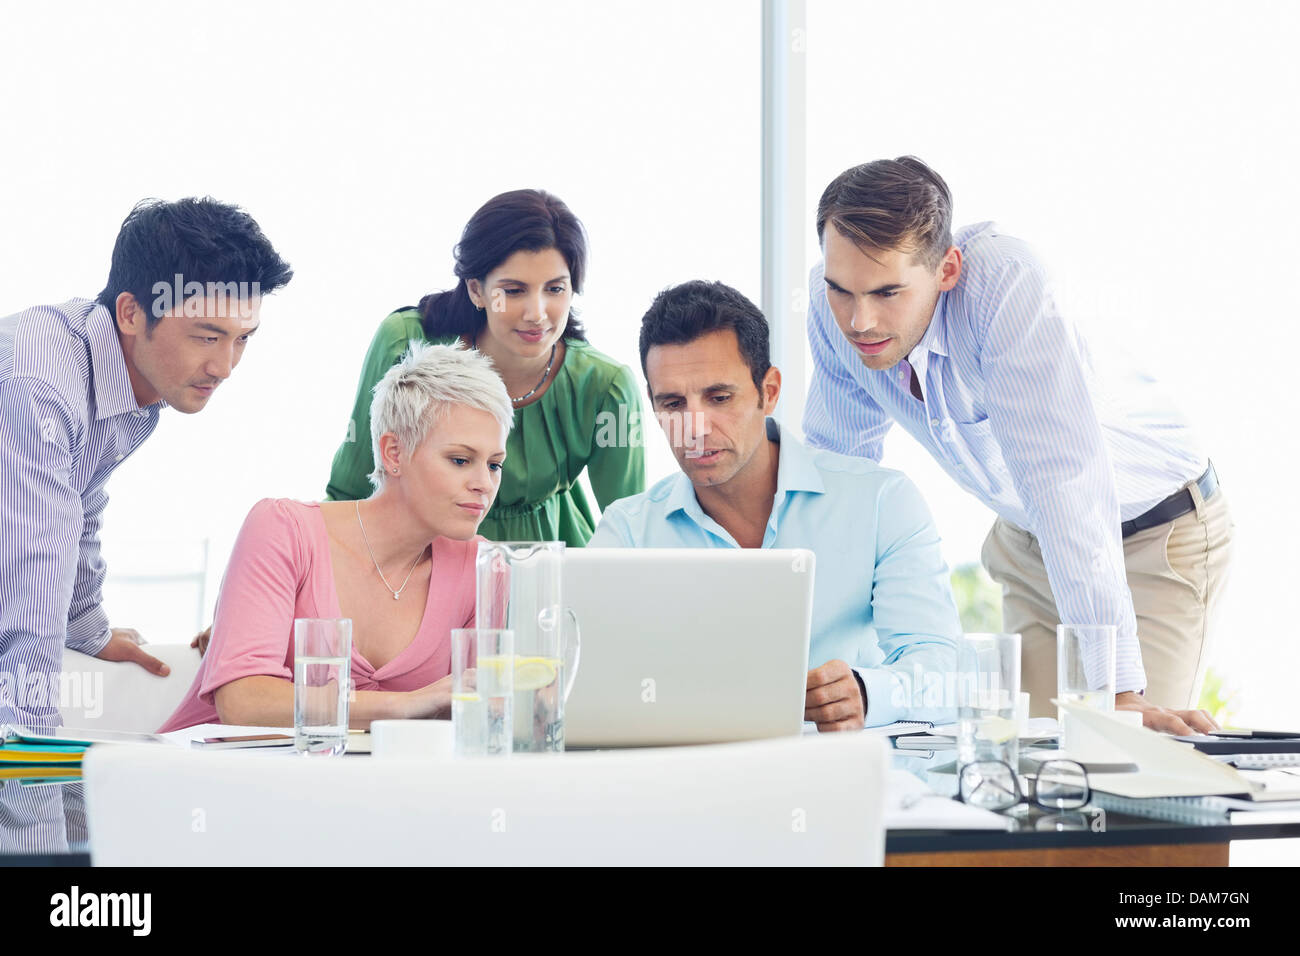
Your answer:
[160,342,513,732]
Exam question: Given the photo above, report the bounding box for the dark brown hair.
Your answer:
[816,156,953,268]
[638,280,771,392]
[416,189,589,342]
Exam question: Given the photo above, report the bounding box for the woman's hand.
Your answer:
[215,673,459,728]
[190,624,212,656]
[402,674,456,720]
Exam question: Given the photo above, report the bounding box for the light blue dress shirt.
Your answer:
[804,222,1209,694]
[589,419,960,726]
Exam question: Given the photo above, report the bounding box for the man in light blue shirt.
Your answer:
[804,156,1227,734]
[589,280,959,729]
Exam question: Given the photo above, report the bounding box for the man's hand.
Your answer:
[191,625,212,656]
[1116,690,1218,735]
[805,660,865,731]
[95,628,170,676]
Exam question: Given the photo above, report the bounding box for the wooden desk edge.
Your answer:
[886,842,1229,867]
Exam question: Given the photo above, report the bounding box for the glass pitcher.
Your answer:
[475,541,580,752]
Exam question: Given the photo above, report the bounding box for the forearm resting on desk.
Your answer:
[214,675,452,728]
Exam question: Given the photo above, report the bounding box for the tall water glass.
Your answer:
[452,628,514,756]
[451,628,485,757]
[476,541,580,753]
[1056,624,1117,743]
[294,618,352,756]
[956,632,1021,769]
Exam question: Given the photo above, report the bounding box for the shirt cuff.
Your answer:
[855,666,906,727]
[66,611,112,657]
[1115,647,1147,696]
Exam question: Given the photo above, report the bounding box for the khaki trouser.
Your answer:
[981,482,1234,716]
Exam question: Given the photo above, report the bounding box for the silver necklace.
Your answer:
[510,342,557,403]
[355,501,426,600]
[473,336,557,404]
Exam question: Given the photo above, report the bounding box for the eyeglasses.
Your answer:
[957,759,1091,813]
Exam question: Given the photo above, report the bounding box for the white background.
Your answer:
[1,0,1296,727]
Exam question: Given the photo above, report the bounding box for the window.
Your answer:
[805,0,1300,725]
[0,1,760,633]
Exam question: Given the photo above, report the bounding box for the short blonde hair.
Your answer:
[368,341,513,490]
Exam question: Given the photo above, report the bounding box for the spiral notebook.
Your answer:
[1222,752,1300,771]
[1096,787,1300,822]
[864,720,934,737]
[893,718,1059,750]
[1173,735,1300,755]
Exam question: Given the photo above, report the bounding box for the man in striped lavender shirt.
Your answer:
[0,198,292,734]
[804,157,1230,735]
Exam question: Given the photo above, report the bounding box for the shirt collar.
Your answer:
[662,416,826,524]
[663,464,706,522]
[911,292,949,361]
[87,304,148,420]
[767,417,825,495]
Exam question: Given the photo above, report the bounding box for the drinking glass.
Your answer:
[1056,624,1117,749]
[956,632,1021,769]
[294,618,352,756]
[451,627,485,757]
[451,628,514,757]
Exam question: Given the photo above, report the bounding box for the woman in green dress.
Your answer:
[327,189,645,546]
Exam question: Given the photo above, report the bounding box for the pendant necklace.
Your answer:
[356,501,425,600]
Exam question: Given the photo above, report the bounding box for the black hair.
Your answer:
[638,280,771,391]
[96,197,293,327]
[417,189,589,343]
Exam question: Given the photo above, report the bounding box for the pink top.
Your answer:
[159,498,478,732]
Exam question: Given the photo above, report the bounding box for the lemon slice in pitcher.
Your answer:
[513,656,559,692]
[473,654,512,695]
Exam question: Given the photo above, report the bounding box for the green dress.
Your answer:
[326,308,646,546]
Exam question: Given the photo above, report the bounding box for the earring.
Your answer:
[391,467,399,476]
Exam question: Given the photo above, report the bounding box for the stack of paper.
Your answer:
[1061,703,1300,806]
[0,736,88,766]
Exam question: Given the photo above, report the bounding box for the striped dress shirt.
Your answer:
[0,780,86,856]
[803,222,1208,694]
[0,300,160,731]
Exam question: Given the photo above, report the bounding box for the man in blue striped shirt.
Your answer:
[803,157,1230,734]
[0,198,292,738]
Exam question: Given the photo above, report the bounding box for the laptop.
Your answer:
[562,548,815,747]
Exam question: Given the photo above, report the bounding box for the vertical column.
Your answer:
[762,0,807,435]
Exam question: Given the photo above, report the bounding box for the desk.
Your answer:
[5,813,1296,867]
[886,816,1300,866]
[883,747,1300,866]
[3,735,1299,866]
